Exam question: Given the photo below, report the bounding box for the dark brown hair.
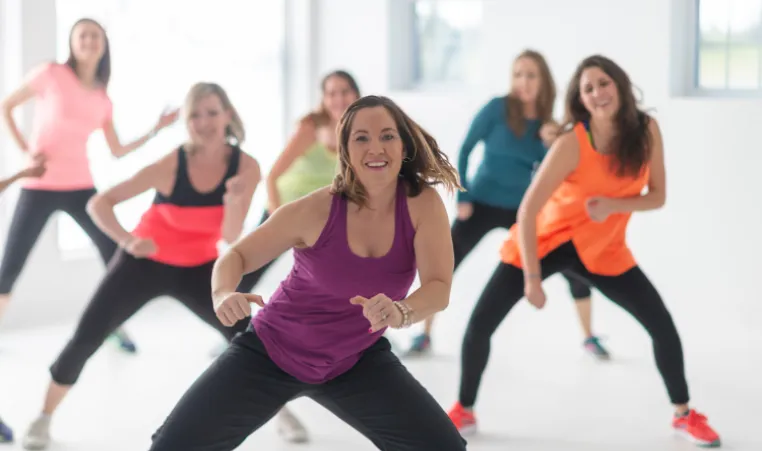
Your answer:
[563,55,651,178]
[303,70,361,128]
[506,50,556,136]
[330,95,462,208]
[65,18,111,88]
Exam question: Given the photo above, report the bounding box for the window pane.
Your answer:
[729,0,762,42]
[55,0,285,254]
[699,0,731,43]
[728,44,761,88]
[698,44,728,88]
[413,0,483,87]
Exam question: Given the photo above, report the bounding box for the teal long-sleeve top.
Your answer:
[457,96,549,209]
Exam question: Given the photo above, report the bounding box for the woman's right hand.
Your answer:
[214,292,265,326]
[524,278,546,309]
[457,202,473,220]
[123,237,158,258]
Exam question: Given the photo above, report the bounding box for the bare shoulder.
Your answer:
[407,185,447,231]
[273,186,334,248]
[148,149,181,195]
[237,149,262,178]
[555,128,581,152]
[647,116,663,140]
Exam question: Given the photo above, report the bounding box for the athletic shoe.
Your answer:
[447,402,477,436]
[276,407,308,443]
[22,415,50,450]
[406,333,431,355]
[110,328,137,353]
[583,336,610,360]
[672,409,721,447]
[0,418,13,443]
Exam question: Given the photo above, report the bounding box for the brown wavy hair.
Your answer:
[330,95,462,208]
[563,55,652,178]
[505,50,556,136]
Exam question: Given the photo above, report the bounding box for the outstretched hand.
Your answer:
[350,293,402,332]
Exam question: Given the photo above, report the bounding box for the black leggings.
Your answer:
[453,201,591,300]
[49,250,249,386]
[458,241,688,408]
[150,328,466,451]
[236,211,276,294]
[0,188,117,293]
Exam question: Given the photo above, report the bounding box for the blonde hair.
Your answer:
[183,82,245,150]
[331,95,462,209]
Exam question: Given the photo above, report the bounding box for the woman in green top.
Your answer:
[234,69,360,444]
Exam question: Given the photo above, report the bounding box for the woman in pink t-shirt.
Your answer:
[0,18,176,352]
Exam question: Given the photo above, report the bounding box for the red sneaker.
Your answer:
[447,402,477,436]
[672,409,721,447]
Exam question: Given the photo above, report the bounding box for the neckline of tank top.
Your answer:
[304,180,410,262]
[176,144,240,196]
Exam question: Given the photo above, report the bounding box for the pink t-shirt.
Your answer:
[23,63,113,190]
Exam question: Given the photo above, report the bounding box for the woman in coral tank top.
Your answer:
[447,55,721,448]
[0,18,176,353]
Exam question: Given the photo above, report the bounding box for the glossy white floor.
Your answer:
[1,242,759,451]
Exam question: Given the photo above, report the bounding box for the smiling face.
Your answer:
[345,106,404,190]
[579,66,620,121]
[511,56,542,104]
[69,20,106,66]
[323,75,359,122]
[187,93,232,147]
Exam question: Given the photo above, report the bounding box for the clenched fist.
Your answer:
[214,292,264,327]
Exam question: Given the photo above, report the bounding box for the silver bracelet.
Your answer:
[392,301,414,329]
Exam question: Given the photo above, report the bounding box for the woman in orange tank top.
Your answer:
[446,55,721,448]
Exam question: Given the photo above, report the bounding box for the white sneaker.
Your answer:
[276,407,308,443]
[22,416,50,450]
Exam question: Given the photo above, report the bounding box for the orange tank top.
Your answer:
[500,122,650,276]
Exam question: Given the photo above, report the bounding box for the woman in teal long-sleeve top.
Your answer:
[407,50,611,360]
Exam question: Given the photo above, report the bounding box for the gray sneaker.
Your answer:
[22,415,50,450]
[276,407,308,443]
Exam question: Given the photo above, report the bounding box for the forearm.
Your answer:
[221,207,247,244]
[401,280,450,324]
[111,129,155,158]
[517,213,541,282]
[2,109,28,151]
[87,199,133,246]
[211,249,246,301]
[0,176,16,194]
[612,191,665,213]
[266,178,281,210]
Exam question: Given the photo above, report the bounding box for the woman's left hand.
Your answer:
[586,196,617,222]
[350,293,403,332]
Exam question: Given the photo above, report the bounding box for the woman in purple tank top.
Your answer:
[149,96,468,451]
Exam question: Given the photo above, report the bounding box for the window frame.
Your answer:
[688,0,762,97]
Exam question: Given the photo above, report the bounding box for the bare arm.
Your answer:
[86,156,171,246]
[0,83,36,152]
[610,118,666,213]
[102,109,178,158]
[517,133,580,281]
[402,187,454,322]
[220,155,261,243]
[266,119,317,211]
[212,197,310,301]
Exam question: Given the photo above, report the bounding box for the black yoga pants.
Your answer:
[0,188,117,293]
[49,250,249,386]
[149,328,466,451]
[453,201,592,300]
[458,241,689,408]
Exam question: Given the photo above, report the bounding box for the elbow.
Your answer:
[86,194,111,219]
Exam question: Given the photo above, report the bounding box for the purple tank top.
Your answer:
[252,180,417,383]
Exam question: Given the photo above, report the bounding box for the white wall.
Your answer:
[314,0,762,339]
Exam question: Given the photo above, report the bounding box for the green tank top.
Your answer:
[276,141,338,204]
